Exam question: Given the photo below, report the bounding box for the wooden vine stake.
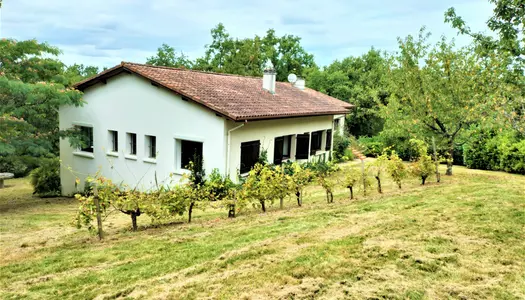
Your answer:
[432,136,441,183]
[93,184,104,240]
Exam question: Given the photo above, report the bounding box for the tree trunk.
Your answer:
[432,136,441,183]
[349,186,353,200]
[188,202,194,223]
[131,212,138,231]
[260,200,266,213]
[296,190,302,207]
[280,197,283,209]
[375,176,382,194]
[228,204,235,218]
[327,191,333,203]
[446,140,454,176]
[421,175,427,185]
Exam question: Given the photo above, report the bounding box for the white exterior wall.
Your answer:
[59,73,226,195]
[227,115,335,181]
[334,114,346,136]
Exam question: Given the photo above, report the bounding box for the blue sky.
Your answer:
[1,0,494,69]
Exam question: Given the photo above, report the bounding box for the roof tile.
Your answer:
[75,62,353,121]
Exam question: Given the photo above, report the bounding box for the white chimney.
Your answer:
[293,78,305,90]
[263,60,276,94]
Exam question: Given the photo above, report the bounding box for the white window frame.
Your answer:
[126,132,138,159]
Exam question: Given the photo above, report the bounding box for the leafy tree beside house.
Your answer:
[0,39,90,180]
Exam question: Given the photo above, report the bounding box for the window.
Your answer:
[310,130,323,154]
[240,140,260,174]
[180,140,203,169]
[78,126,93,153]
[325,129,332,151]
[295,134,310,159]
[146,135,157,158]
[127,133,137,155]
[334,118,340,130]
[273,135,292,165]
[108,130,118,152]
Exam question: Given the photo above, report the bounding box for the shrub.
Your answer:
[333,132,351,161]
[387,151,408,189]
[358,136,384,157]
[342,166,360,200]
[463,130,525,174]
[308,161,339,203]
[409,139,436,185]
[30,158,61,197]
[0,155,41,178]
[244,163,277,212]
[368,153,388,193]
[499,139,525,174]
[284,162,313,207]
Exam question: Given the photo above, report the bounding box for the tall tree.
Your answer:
[306,49,389,137]
[194,24,316,80]
[63,64,99,86]
[146,44,193,69]
[446,1,525,134]
[381,29,507,175]
[0,39,84,175]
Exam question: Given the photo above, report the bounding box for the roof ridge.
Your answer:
[122,62,264,80]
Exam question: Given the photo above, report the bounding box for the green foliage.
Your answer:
[75,175,189,234]
[283,162,313,206]
[194,24,316,81]
[387,151,409,189]
[305,49,389,137]
[358,136,384,158]
[243,163,278,212]
[342,166,361,199]
[463,130,525,174]
[0,38,87,175]
[0,155,40,178]
[369,153,389,193]
[381,28,509,175]
[308,161,339,203]
[146,44,193,68]
[63,64,99,86]
[332,132,350,161]
[409,139,436,185]
[30,158,61,197]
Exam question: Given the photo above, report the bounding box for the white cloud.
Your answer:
[1,0,494,68]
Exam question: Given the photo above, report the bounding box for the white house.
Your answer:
[59,62,352,195]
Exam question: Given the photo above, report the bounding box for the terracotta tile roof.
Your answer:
[75,62,353,121]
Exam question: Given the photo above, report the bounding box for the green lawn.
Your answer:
[0,164,524,299]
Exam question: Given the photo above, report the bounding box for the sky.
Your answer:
[1,0,494,69]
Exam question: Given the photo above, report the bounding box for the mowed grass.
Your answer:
[1,164,524,299]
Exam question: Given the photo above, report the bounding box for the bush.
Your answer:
[30,158,61,197]
[463,130,525,174]
[358,136,384,157]
[333,132,351,161]
[0,155,41,177]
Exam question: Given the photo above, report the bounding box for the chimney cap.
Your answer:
[263,60,275,74]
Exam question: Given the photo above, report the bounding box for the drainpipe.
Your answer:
[226,123,245,180]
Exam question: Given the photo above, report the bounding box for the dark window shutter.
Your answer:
[325,130,332,151]
[240,140,260,174]
[296,134,310,159]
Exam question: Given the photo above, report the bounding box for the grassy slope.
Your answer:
[0,165,524,299]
